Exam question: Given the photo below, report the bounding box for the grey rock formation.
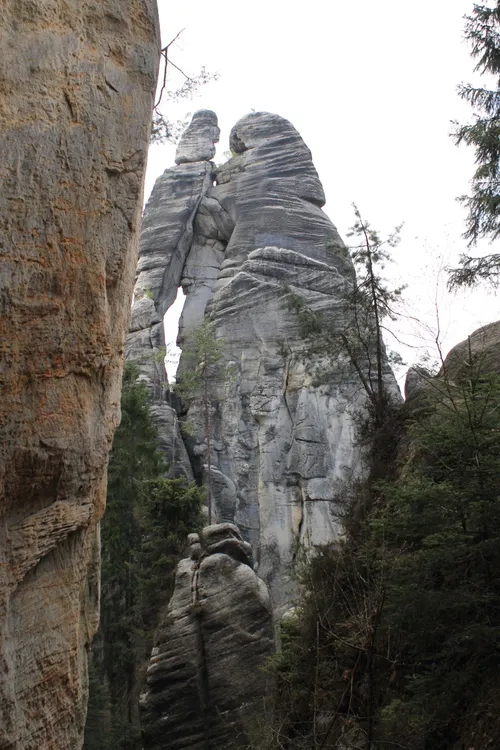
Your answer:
[140,524,274,750]
[197,115,364,610]
[441,320,500,378]
[125,111,222,480]
[405,321,500,408]
[0,3,159,748]
[130,110,398,613]
[175,109,220,165]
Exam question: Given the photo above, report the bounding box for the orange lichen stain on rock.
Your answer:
[108,43,127,67]
[120,94,134,116]
[13,300,62,318]
[8,238,49,260]
[52,198,101,220]
[0,1,159,746]
[50,197,77,211]
[39,364,70,380]
[60,237,85,250]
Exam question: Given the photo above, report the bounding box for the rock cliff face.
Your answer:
[0,3,159,748]
[140,524,274,750]
[127,110,397,613]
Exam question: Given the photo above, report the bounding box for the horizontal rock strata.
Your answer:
[132,110,398,613]
[140,524,274,750]
[125,114,222,479]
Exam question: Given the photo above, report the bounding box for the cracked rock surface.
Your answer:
[140,525,274,750]
[124,116,222,481]
[0,2,159,747]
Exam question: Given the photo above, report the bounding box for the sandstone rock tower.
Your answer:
[126,110,397,612]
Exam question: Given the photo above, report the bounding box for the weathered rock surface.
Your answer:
[196,114,369,611]
[404,365,432,400]
[130,110,398,612]
[175,109,220,165]
[140,524,274,749]
[405,321,500,409]
[125,114,221,479]
[441,320,500,379]
[0,3,159,748]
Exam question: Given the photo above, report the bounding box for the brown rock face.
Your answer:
[0,2,159,748]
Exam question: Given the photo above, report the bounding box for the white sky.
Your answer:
[146,0,499,386]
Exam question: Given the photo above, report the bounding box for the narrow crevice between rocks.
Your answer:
[191,563,211,750]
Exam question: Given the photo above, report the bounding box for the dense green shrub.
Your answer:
[264,362,500,749]
[84,362,204,750]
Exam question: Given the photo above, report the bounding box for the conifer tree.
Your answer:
[287,205,403,441]
[175,318,234,524]
[263,350,500,750]
[84,362,204,750]
[373,354,500,748]
[450,1,500,286]
[344,205,404,425]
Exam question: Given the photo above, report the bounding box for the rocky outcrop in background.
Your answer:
[404,320,500,407]
[0,3,159,748]
[440,319,500,378]
[126,110,398,612]
[140,524,274,750]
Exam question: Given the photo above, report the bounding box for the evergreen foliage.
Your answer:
[374,364,500,748]
[288,206,403,430]
[345,206,404,421]
[286,208,404,519]
[84,362,204,750]
[450,1,500,286]
[262,353,500,749]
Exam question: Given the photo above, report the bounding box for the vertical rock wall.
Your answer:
[200,113,370,610]
[0,3,159,748]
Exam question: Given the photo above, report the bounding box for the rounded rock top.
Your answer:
[175,109,220,165]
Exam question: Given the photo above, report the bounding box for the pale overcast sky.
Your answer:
[146,0,499,384]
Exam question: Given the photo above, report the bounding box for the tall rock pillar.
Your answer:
[0,3,159,748]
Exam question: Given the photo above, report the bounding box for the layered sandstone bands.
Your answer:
[0,3,159,748]
[125,110,223,482]
[140,524,274,750]
[127,111,403,749]
[128,110,398,614]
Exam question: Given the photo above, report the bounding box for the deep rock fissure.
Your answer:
[191,564,211,750]
[126,108,399,610]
